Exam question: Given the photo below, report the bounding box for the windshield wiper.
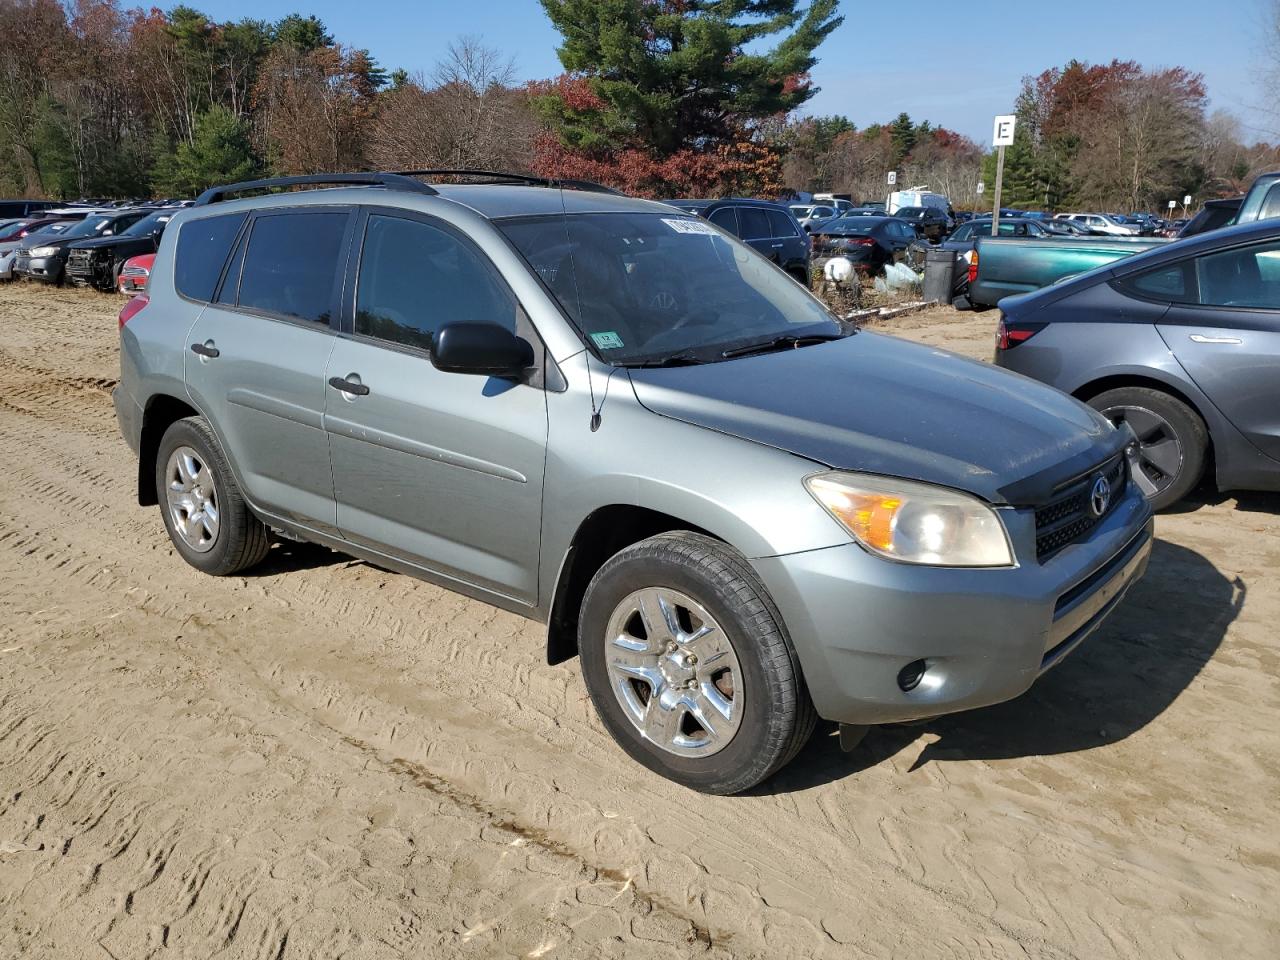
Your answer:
[720,333,845,360]
[622,352,705,368]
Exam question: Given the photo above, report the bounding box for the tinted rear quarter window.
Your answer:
[236,211,348,325]
[175,212,247,302]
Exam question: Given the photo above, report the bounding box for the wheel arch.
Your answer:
[1071,372,1216,486]
[136,392,201,506]
[545,505,716,665]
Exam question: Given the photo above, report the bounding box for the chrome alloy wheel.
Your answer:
[603,587,743,757]
[1099,403,1183,499]
[165,446,220,553]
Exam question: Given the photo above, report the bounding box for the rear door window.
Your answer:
[175,212,247,302]
[767,210,799,239]
[236,211,348,324]
[1195,240,1280,309]
[355,214,515,352]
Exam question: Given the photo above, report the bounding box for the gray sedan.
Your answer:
[996,219,1280,509]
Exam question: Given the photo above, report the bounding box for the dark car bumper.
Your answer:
[752,479,1153,725]
[14,254,63,281]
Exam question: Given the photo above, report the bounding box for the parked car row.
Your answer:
[0,200,174,293]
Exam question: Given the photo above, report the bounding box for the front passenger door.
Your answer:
[324,211,548,603]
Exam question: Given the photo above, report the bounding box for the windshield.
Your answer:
[499,212,839,365]
[62,216,112,239]
[824,217,882,234]
[789,205,813,218]
[123,210,171,237]
[896,207,924,218]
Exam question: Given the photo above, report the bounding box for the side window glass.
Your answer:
[1118,263,1191,301]
[738,207,770,241]
[355,215,515,351]
[767,210,798,239]
[707,206,738,235]
[1196,240,1280,308]
[175,212,247,302]
[1259,184,1280,222]
[237,212,347,324]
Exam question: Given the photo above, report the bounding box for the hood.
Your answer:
[628,332,1127,505]
[71,233,154,252]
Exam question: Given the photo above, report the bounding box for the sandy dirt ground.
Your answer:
[0,284,1276,960]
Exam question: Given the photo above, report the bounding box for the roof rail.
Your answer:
[395,169,623,196]
[193,172,439,207]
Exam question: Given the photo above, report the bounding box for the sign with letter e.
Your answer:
[993,115,1017,147]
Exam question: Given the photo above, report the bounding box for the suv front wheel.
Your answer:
[155,416,271,575]
[578,531,816,794]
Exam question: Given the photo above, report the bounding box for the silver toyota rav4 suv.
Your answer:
[114,172,1154,794]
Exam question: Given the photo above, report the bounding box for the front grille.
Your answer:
[1034,455,1127,561]
[66,249,94,276]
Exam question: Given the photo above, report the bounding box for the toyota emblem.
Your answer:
[1089,475,1112,518]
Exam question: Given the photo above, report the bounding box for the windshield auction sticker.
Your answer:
[662,218,719,236]
[590,331,625,349]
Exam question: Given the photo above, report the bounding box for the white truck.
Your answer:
[887,189,951,216]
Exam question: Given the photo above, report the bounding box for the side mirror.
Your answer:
[431,322,534,378]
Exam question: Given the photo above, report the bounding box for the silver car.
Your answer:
[114,172,1154,794]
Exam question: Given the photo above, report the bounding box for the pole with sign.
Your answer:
[1183,194,1192,218]
[990,114,1016,236]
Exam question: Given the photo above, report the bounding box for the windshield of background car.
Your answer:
[61,216,112,239]
[499,212,838,365]
[896,208,925,218]
[790,206,813,218]
[123,210,172,236]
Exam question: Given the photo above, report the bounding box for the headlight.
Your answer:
[804,472,1014,567]
[28,246,58,257]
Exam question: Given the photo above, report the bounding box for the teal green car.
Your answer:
[968,235,1166,308]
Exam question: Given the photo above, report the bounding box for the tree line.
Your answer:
[1,0,1274,212]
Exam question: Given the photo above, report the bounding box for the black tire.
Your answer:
[154,416,271,575]
[578,531,816,794]
[1087,386,1208,510]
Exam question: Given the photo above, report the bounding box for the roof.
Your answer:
[661,197,793,211]
[433,183,670,218]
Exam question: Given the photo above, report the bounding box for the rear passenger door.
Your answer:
[184,207,351,534]
[322,209,548,604]
[1155,239,1280,462]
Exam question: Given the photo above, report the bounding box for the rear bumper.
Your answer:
[752,482,1153,725]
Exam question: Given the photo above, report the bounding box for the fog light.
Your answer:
[897,659,927,692]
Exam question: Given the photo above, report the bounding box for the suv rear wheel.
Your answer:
[578,531,816,794]
[1087,386,1207,510]
[155,416,271,575]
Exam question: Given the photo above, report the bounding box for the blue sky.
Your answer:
[198,0,1270,145]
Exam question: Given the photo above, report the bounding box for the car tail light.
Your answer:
[118,293,148,329]
[968,249,979,284]
[850,237,875,246]
[996,316,1044,350]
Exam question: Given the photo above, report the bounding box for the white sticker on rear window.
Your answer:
[662,217,719,236]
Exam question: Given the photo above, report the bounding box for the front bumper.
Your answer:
[752,482,1153,725]
[14,254,63,281]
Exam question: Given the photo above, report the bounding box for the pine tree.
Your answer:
[153,105,258,197]
[537,0,842,155]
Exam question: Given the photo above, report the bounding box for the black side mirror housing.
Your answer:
[431,323,535,378]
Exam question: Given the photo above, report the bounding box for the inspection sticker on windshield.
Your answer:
[590,331,625,349]
[662,217,719,236]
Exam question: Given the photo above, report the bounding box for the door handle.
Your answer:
[328,376,370,396]
[190,341,219,358]
[771,242,785,248]
[1188,334,1241,344]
